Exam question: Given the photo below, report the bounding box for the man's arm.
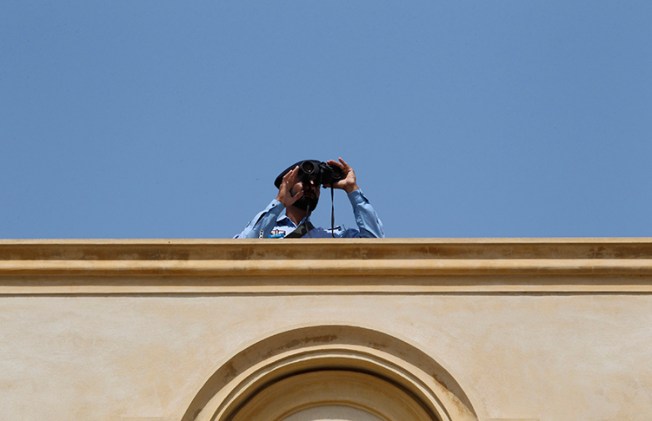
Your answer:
[234,166,302,239]
[233,200,285,239]
[345,189,384,238]
[326,157,385,238]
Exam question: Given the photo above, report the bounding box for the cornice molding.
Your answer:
[1,238,651,294]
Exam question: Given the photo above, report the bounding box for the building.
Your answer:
[1,238,651,420]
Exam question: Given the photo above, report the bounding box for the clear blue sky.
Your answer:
[2,1,650,238]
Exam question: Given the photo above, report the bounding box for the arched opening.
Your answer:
[230,370,433,420]
[183,325,476,421]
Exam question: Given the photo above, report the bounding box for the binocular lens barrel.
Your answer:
[299,161,317,175]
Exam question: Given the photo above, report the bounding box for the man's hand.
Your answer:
[276,166,304,208]
[326,157,359,194]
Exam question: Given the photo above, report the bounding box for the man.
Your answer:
[234,157,384,238]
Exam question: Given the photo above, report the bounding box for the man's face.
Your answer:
[291,179,320,211]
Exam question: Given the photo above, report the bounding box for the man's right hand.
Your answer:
[276,166,303,208]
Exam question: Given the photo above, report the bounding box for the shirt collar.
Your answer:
[277,212,311,227]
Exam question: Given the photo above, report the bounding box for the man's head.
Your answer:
[291,178,320,211]
[275,160,322,212]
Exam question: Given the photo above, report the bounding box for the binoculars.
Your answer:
[274,160,344,188]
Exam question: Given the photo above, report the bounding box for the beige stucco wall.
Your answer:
[1,239,651,420]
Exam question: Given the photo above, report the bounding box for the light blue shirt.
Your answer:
[234,190,384,239]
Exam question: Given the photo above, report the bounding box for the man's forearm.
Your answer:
[234,200,285,239]
[348,190,384,238]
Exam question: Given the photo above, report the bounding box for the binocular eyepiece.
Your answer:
[274,160,345,188]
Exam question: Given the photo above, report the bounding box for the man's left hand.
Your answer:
[326,157,359,194]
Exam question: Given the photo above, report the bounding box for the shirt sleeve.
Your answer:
[234,199,285,239]
[338,190,385,238]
